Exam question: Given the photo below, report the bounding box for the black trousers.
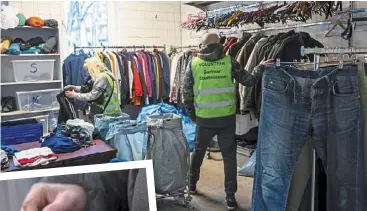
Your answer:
[190,124,237,195]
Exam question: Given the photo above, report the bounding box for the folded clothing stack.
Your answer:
[1,150,9,169]
[1,36,58,55]
[13,147,57,167]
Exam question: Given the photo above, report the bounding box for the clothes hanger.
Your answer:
[325,15,347,37]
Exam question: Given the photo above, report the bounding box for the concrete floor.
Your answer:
[157,152,254,211]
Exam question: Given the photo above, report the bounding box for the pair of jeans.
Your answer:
[94,113,130,141]
[190,122,237,195]
[106,120,147,161]
[252,65,365,211]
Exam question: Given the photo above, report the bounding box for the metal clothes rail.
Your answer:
[303,47,367,54]
[73,44,166,50]
[172,45,199,49]
[240,21,331,33]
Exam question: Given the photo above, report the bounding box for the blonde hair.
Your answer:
[84,58,107,80]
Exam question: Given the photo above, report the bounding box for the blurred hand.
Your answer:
[65,90,76,98]
[260,59,274,65]
[21,183,87,211]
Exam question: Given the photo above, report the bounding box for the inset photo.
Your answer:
[0,160,156,211]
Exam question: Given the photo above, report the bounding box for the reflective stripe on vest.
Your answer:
[194,87,235,95]
[191,55,236,118]
[195,99,235,109]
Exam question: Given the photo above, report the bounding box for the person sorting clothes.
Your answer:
[182,32,273,210]
[64,58,121,121]
[20,169,149,211]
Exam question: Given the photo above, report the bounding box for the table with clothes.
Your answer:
[1,139,116,172]
[1,118,117,172]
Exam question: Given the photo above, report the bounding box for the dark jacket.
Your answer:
[243,32,324,119]
[182,43,257,128]
[41,168,149,211]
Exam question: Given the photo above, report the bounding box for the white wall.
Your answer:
[109,1,182,48]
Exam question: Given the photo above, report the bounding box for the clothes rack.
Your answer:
[303,47,367,54]
[73,44,166,53]
[236,21,331,34]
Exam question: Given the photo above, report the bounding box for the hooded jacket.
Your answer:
[41,168,149,211]
[182,43,258,128]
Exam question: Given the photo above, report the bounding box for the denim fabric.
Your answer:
[94,113,130,142]
[357,61,367,210]
[105,120,147,161]
[252,65,365,211]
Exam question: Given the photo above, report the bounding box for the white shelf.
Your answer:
[1,54,60,57]
[1,26,58,31]
[1,108,59,117]
[1,80,62,86]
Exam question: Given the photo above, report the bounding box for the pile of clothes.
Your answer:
[1,145,21,169]
[1,5,58,30]
[1,149,9,169]
[41,119,96,154]
[1,36,58,55]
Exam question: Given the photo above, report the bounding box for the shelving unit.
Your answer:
[0,26,62,123]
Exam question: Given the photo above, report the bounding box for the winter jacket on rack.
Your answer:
[242,31,324,119]
[227,32,252,58]
[63,53,90,109]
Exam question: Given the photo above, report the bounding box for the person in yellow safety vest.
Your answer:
[182,33,273,211]
[64,58,121,122]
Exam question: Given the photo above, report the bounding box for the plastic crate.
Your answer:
[11,59,55,82]
[1,122,43,145]
[13,115,49,135]
[16,89,60,112]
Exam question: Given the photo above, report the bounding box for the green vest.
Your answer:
[92,72,121,114]
[192,56,236,118]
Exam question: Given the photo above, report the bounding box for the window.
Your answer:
[65,1,108,54]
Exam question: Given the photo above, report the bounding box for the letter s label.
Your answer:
[30,63,38,73]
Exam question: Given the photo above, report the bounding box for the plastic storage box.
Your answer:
[13,115,49,135]
[1,122,43,145]
[11,59,55,82]
[16,89,60,112]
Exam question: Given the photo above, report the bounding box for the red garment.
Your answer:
[17,154,57,165]
[136,51,152,98]
[224,37,238,53]
[130,55,143,97]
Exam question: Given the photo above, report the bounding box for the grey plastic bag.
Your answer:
[146,113,189,195]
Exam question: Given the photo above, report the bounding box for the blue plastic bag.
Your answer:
[238,150,256,177]
[178,109,196,151]
[137,103,177,121]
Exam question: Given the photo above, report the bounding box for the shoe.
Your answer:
[225,194,237,210]
[189,185,197,194]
